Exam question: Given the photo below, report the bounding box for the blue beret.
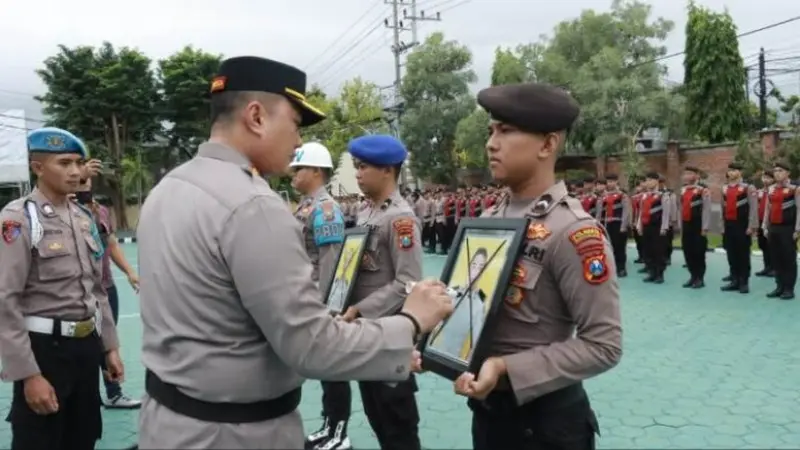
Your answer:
[28,127,88,159]
[347,134,408,166]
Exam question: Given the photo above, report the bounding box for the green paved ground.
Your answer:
[1,244,799,449]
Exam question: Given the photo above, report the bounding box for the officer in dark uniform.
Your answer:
[755,169,775,277]
[762,161,799,300]
[0,128,124,450]
[678,166,711,288]
[453,82,622,450]
[341,135,423,450]
[596,174,630,277]
[636,172,671,283]
[720,163,758,293]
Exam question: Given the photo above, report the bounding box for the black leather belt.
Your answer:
[145,369,301,423]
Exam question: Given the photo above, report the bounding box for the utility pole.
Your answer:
[384,0,416,187]
[758,47,767,129]
[404,0,441,46]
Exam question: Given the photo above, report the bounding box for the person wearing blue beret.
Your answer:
[342,134,425,450]
[0,126,125,450]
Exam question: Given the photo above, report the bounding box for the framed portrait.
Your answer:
[418,218,528,380]
[321,227,372,315]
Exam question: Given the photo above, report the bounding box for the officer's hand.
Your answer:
[23,374,59,415]
[83,159,103,178]
[127,273,140,293]
[453,357,506,400]
[746,228,754,236]
[104,350,125,383]
[701,230,707,236]
[341,306,359,322]
[410,349,424,373]
[402,279,453,333]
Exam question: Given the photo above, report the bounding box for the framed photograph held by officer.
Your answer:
[419,218,528,380]
[322,226,372,314]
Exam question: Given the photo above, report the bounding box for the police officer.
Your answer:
[136,56,454,449]
[0,127,124,450]
[637,173,671,283]
[756,170,775,277]
[341,134,424,450]
[596,174,630,277]
[677,166,710,288]
[762,161,799,300]
[287,142,354,450]
[453,83,622,450]
[720,163,758,293]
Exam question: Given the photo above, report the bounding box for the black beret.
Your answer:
[583,177,595,183]
[645,172,659,180]
[210,56,325,127]
[595,178,607,184]
[684,166,700,173]
[605,174,618,181]
[774,161,791,171]
[763,169,775,178]
[728,162,744,171]
[658,175,666,182]
[477,83,580,134]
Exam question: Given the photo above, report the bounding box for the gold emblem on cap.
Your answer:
[48,242,63,251]
[46,135,65,148]
[210,76,226,93]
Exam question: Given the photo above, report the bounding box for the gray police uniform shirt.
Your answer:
[352,190,422,318]
[0,190,119,381]
[137,142,417,404]
[293,186,345,286]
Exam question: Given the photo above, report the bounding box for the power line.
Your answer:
[319,34,394,90]
[313,21,387,83]
[304,0,386,73]
[630,15,800,69]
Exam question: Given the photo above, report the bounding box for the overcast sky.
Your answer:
[1,0,799,123]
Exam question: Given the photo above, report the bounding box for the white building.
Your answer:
[329,152,361,196]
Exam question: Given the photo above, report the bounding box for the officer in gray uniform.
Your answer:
[288,141,355,450]
[453,83,623,450]
[0,127,123,450]
[340,134,423,450]
[136,56,453,449]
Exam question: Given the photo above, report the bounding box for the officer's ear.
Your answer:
[538,131,563,160]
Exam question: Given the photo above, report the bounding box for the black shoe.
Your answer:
[634,258,643,264]
[722,275,732,282]
[766,288,782,298]
[720,283,739,292]
[638,267,649,274]
[692,280,705,288]
[682,279,695,288]
[618,269,627,278]
[643,276,655,283]
[682,263,687,268]
[755,269,772,277]
[306,417,331,449]
[738,284,749,294]
[652,276,664,284]
[780,291,795,300]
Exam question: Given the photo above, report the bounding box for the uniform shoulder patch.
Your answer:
[392,217,415,250]
[567,224,607,257]
[2,220,22,244]
[582,252,609,285]
[312,201,344,247]
[527,223,551,240]
[320,199,336,222]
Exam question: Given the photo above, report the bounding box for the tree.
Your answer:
[683,2,749,142]
[401,32,476,184]
[491,47,528,86]
[519,0,676,157]
[36,43,160,229]
[158,46,223,172]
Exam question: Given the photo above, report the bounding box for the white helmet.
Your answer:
[290,142,334,169]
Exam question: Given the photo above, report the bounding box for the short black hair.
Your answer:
[210,91,281,125]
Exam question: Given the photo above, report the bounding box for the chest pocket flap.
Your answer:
[36,239,78,281]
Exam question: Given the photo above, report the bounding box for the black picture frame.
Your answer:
[418,218,529,381]
[321,227,372,315]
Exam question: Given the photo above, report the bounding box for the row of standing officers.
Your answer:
[574,162,798,299]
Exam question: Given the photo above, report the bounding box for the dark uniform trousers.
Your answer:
[665,227,675,264]
[757,228,772,271]
[422,220,436,251]
[359,376,420,450]
[724,220,751,283]
[642,224,667,277]
[768,225,797,293]
[633,228,644,261]
[681,220,707,281]
[434,221,446,253]
[604,221,627,271]
[8,330,103,450]
[321,381,352,428]
[470,383,597,450]
[443,216,456,253]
